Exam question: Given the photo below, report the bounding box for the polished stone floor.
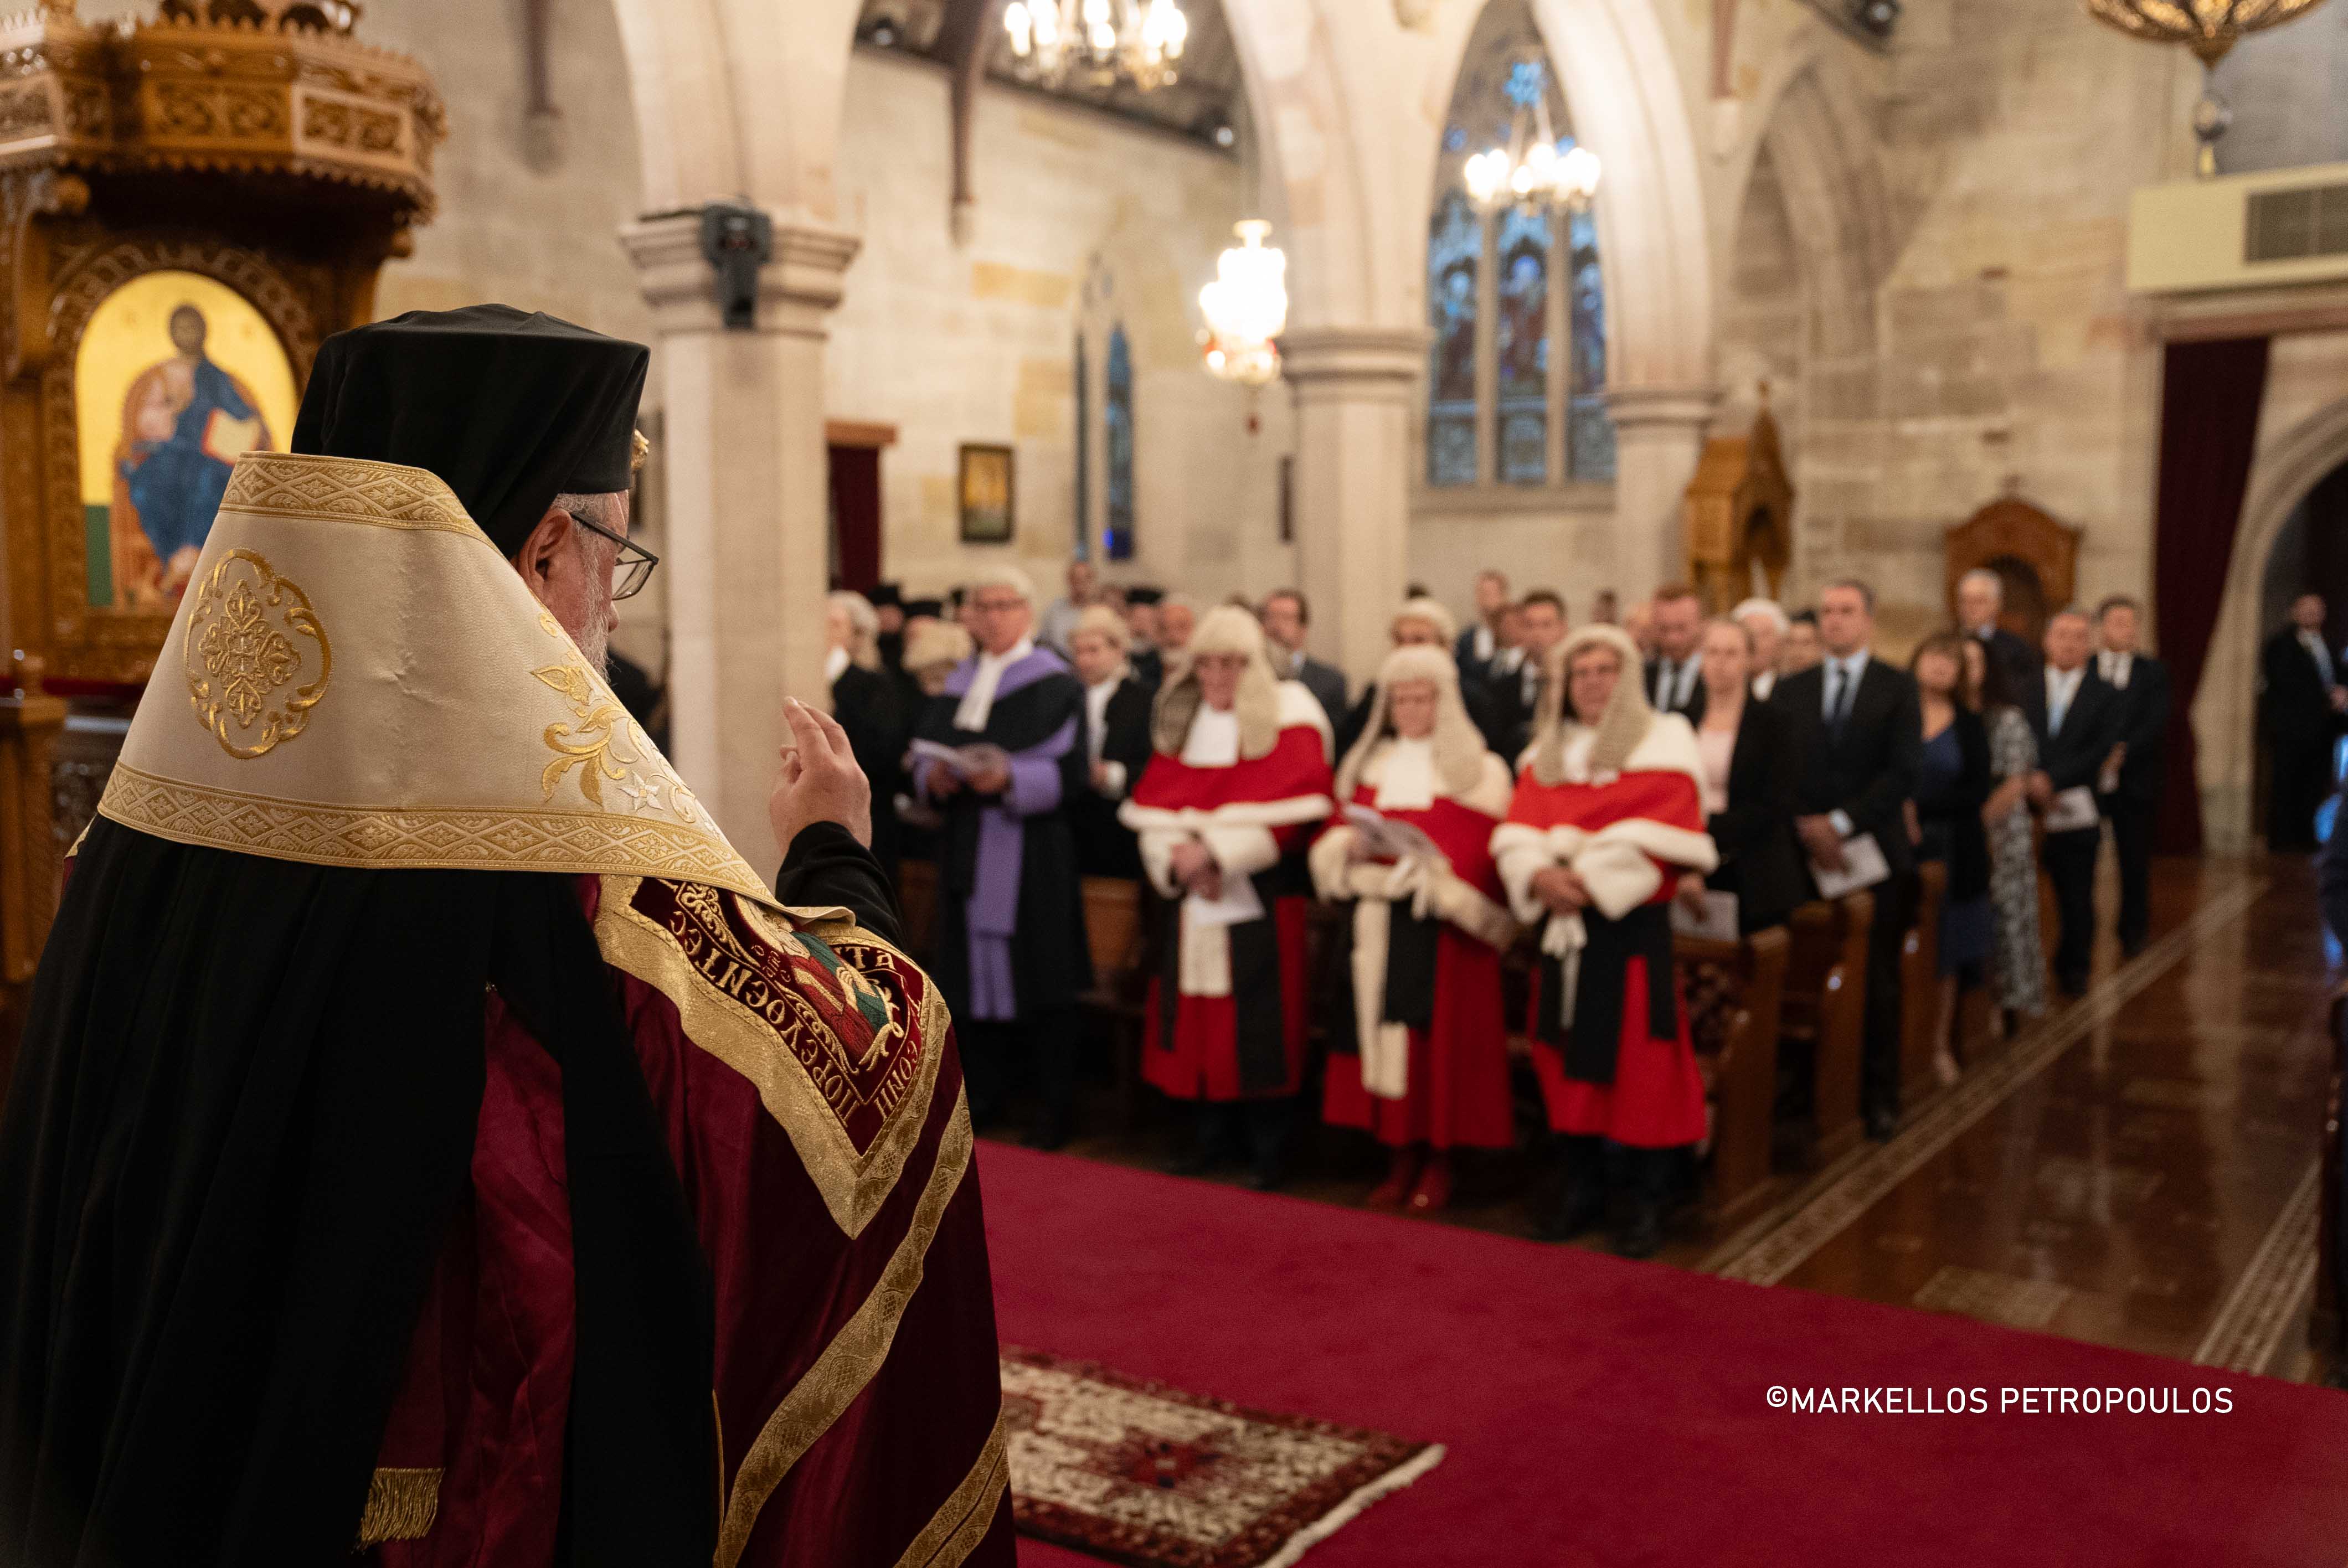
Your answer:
[1030,852,2339,1380]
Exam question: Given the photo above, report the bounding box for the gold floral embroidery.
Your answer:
[182,548,331,760]
[530,611,709,827]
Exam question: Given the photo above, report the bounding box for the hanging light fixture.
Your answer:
[1003,0,1188,92]
[1197,220,1287,387]
[1462,56,1600,214]
[2084,0,2332,177]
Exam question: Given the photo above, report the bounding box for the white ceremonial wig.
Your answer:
[1336,644,1486,801]
[1070,602,1130,652]
[1151,602,1284,758]
[1530,623,1654,786]
[1729,597,1789,636]
[1391,596,1459,648]
[970,564,1038,606]
[828,589,881,669]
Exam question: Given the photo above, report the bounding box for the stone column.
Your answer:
[622,211,860,863]
[1281,326,1428,688]
[1604,384,1721,601]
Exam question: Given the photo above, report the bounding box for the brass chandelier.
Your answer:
[2084,0,2334,176]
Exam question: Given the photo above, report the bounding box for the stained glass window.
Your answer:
[1074,331,1091,558]
[1494,205,1550,485]
[1567,205,1613,482]
[1424,9,1614,491]
[1105,326,1135,561]
[1426,192,1480,489]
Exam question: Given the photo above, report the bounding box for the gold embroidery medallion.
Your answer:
[183,547,331,760]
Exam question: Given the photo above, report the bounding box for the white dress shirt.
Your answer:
[823,644,850,684]
[2098,650,2132,691]
[2045,663,2086,736]
[1652,656,1698,712]
[953,636,1034,733]
[1752,669,1776,702]
[2303,628,2336,689]
[1084,672,1128,796]
[1820,651,1871,837]
[1471,625,1496,664]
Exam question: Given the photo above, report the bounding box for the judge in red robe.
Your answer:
[1492,624,1718,1258]
[1312,645,1518,1214]
[1120,605,1333,1189]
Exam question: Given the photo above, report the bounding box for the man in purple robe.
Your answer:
[914,565,1093,1147]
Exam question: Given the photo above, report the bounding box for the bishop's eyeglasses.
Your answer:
[568,507,660,600]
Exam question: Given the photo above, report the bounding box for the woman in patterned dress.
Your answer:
[1964,636,2046,1035]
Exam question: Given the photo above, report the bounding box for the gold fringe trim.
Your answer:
[354,1466,442,1548]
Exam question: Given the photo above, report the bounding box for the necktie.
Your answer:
[1827,662,1851,736]
[2050,675,2071,736]
[1655,663,1671,709]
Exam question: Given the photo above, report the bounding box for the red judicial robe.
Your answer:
[1491,719,1719,1149]
[1312,747,1518,1149]
[367,873,1010,1568]
[1120,683,1333,1102]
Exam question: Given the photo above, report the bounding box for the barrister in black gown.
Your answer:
[1066,604,1154,879]
[912,569,1093,1145]
[827,590,906,880]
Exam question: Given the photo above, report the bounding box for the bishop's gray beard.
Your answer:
[575,615,611,681]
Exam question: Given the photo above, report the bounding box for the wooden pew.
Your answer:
[1782,892,1873,1163]
[895,857,938,965]
[1679,926,1791,1227]
[1899,862,1948,1111]
[1078,876,1154,1127]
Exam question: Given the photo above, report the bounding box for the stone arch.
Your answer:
[2197,392,2348,849]
[1753,64,1892,362]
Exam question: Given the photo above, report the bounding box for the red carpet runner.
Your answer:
[980,1141,2348,1567]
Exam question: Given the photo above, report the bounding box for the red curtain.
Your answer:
[2153,336,2270,853]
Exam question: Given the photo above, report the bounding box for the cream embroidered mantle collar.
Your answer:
[97,451,775,905]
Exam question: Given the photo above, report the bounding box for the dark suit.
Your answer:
[1774,654,1923,1119]
[832,661,905,881]
[1070,675,1154,880]
[1454,623,1502,683]
[2261,627,2342,852]
[2035,666,2123,994]
[1129,643,1166,693]
[1488,655,1545,764]
[2097,652,2168,952]
[1644,653,1708,724]
[1703,698,1805,933]
[1970,624,2043,728]
[1280,651,1348,732]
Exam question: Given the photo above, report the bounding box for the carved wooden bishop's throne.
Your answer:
[0,0,440,1079]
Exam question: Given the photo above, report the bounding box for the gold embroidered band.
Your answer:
[354,1466,441,1547]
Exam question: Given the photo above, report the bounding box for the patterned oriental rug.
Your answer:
[1001,1348,1443,1568]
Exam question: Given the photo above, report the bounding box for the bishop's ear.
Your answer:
[511,505,575,597]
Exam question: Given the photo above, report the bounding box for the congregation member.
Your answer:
[1621,600,1656,658]
[1592,588,1620,626]
[1645,582,1706,721]
[2095,595,2169,956]
[1774,579,1922,1139]
[827,589,906,879]
[1958,568,2043,728]
[1908,634,1993,1084]
[1964,637,2045,1035]
[1781,610,1823,675]
[1120,607,1335,1190]
[1732,597,1789,700]
[1157,594,1199,663]
[1456,568,1512,677]
[2032,608,2123,997]
[1496,589,1571,758]
[1261,586,1348,729]
[1123,585,1167,688]
[1067,603,1154,880]
[871,580,907,667]
[1493,626,1717,1257]
[1313,647,1518,1214]
[1336,596,1470,755]
[0,306,1010,1567]
[2259,592,2343,852]
[1687,617,1803,935]
[1038,556,1099,654]
[913,566,1092,1147]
